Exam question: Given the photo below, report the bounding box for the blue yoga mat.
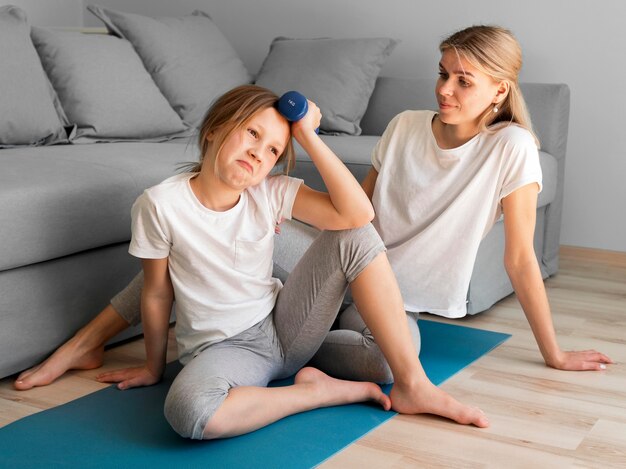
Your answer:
[0,320,509,468]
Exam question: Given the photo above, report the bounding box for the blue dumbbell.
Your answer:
[277,91,319,133]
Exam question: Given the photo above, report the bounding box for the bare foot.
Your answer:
[294,367,391,411]
[13,338,104,390]
[390,381,489,428]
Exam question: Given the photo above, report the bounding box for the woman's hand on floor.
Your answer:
[96,365,161,390]
[546,349,613,371]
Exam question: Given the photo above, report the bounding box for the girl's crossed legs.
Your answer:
[165,224,390,439]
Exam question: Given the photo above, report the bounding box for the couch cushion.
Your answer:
[30,27,189,143]
[289,136,378,190]
[255,37,397,136]
[291,136,557,209]
[0,142,196,271]
[88,5,252,128]
[0,6,67,148]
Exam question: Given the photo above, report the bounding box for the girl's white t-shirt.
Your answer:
[371,110,542,317]
[129,172,303,364]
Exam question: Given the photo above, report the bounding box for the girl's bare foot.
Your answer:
[13,338,104,390]
[390,380,489,427]
[14,305,130,391]
[294,367,391,410]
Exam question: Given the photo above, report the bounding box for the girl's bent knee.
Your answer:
[330,224,386,283]
[164,378,229,440]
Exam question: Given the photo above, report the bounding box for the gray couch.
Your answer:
[0,76,569,379]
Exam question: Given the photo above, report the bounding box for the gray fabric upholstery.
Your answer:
[31,27,189,142]
[88,6,252,128]
[0,6,67,147]
[255,37,397,135]
[0,141,198,271]
[0,243,143,379]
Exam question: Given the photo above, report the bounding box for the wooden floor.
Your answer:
[1,246,624,468]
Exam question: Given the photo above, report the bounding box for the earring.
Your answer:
[493,104,499,113]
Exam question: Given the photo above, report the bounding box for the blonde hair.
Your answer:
[440,25,539,146]
[188,84,295,173]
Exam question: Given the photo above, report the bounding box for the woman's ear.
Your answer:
[494,80,510,104]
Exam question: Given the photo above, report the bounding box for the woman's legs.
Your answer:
[13,273,144,390]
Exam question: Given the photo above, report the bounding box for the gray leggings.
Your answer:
[114,224,395,439]
[114,220,421,386]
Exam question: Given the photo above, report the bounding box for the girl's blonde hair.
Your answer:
[440,25,539,146]
[188,84,295,173]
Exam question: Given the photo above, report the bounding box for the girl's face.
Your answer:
[435,49,504,131]
[212,107,290,190]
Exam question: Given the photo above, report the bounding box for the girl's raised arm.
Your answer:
[290,101,374,231]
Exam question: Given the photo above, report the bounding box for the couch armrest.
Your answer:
[521,83,570,275]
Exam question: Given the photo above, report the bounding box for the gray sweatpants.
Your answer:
[113,224,394,439]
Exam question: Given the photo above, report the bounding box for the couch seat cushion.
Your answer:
[0,141,195,271]
[292,135,557,209]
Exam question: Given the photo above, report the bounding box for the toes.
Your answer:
[13,379,33,390]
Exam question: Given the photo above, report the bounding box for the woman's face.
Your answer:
[435,49,503,130]
[211,107,290,191]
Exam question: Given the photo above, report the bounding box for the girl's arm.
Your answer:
[291,102,374,231]
[502,184,612,370]
[96,257,174,389]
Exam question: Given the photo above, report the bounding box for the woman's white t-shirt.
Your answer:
[371,110,542,317]
[129,172,303,364]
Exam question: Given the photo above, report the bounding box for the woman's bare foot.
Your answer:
[294,367,391,410]
[390,380,489,427]
[13,338,104,390]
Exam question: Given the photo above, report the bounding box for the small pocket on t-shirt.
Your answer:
[234,232,274,276]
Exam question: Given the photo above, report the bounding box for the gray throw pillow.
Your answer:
[88,5,253,128]
[0,6,67,148]
[255,37,397,135]
[30,27,189,143]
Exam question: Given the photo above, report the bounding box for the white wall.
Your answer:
[10,0,626,252]
[1,0,83,27]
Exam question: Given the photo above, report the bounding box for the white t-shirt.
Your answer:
[129,172,303,364]
[372,110,542,318]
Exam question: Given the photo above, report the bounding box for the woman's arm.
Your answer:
[361,168,379,202]
[502,184,612,370]
[97,257,174,389]
[291,102,374,230]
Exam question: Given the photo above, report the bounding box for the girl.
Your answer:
[16,84,487,439]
